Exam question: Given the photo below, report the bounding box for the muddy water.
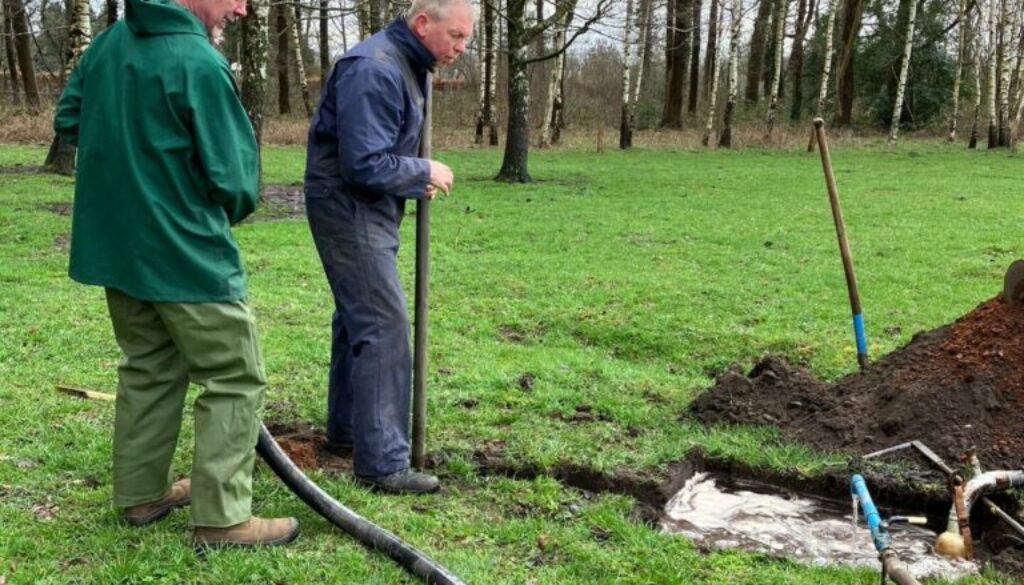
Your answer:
[662,473,979,581]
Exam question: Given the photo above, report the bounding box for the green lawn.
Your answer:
[1,142,1020,584]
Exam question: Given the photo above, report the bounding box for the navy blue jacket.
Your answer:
[305,19,433,204]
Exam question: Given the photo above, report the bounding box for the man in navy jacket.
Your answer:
[304,0,473,493]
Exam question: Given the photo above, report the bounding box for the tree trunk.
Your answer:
[886,0,917,145]
[2,2,20,105]
[498,0,532,182]
[242,0,271,147]
[319,0,330,81]
[687,0,702,114]
[620,0,636,149]
[702,0,720,102]
[988,0,999,148]
[475,0,499,146]
[4,0,38,111]
[764,0,787,136]
[815,0,839,116]
[661,0,689,127]
[275,4,291,114]
[106,0,117,25]
[720,0,741,147]
[290,3,313,117]
[998,0,1013,145]
[970,23,983,148]
[702,0,723,146]
[632,0,653,106]
[43,0,90,174]
[835,0,864,126]
[787,0,812,119]
[949,0,967,141]
[745,0,772,102]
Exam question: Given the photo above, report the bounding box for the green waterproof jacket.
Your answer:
[54,0,259,302]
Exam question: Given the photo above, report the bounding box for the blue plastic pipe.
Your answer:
[851,473,891,553]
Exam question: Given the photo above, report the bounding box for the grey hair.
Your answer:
[405,0,473,21]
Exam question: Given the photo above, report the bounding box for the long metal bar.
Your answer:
[411,73,433,470]
[813,118,868,371]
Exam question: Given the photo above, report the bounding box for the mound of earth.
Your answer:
[690,296,1024,472]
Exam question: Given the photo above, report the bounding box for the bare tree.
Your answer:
[702,0,720,102]
[2,3,20,105]
[949,0,968,140]
[661,0,689,127]
[702,0,722,146]
[276,3,291,114]
[887,0,918,145]
[836,0,865,125]
[719,0,741,146]
[43,0,90,174]
[787,0,814,119]
[290,3,314,116]
[988,0,998,147]
[764,0,786,136]
[106,0,118,25]
[475,0,499,146]
[4,0,38,110]
[242,0,271,146]
[687,0,702,114]
[497,0,611,182]
[970,11,983,148]
[619,0,636,149]
[998,0,1013,145]
[539,6,575,147]
[745,0,771,102]
[815,0,839,117]
[320,0,330,81]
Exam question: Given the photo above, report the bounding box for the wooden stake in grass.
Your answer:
[56,385,115,402]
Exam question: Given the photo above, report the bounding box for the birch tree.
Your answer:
[998,0,1013,145]
[815,0,839,116]
[702,0,720,102]
[949,0,968,140]
[719,0,741,147]
[764,0,787,136]
[702,0,723,146]
[619,0,636,149]
[43,0,90,174]
[539,7,575,147]
[242,0,271,146]
[886,0,918,145]
[290,3,313,116]
[4,0,38,110]
[988,0,998,147]
[970,17,983,148]
[474,0,499,146]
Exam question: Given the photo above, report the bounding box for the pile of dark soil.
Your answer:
[689,296,1024,471]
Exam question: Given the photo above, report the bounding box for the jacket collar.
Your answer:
[385,18,436,73]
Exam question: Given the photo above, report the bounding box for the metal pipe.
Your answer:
[946,470,1024,533]
[412,73,433,470]
[981,496,1024,541]
[256,424,467,585]
[813,118,868,371]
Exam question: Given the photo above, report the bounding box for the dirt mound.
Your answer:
[690,296,1024,472]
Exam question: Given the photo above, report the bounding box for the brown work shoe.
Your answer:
[193,516,299,549]
[122,478,191,526]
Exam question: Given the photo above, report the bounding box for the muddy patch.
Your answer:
[263,422,352,473]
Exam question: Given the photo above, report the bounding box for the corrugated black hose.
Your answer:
[256,424,468,585]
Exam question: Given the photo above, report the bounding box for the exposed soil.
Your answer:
[689,295,1024,577]
[689,296,1024,472]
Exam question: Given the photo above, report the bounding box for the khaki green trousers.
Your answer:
[105,288,266,527]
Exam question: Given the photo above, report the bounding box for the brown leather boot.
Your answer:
[122,478,191,526]
[193,516,300,549]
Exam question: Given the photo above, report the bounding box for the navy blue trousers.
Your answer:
[306,188,411,477]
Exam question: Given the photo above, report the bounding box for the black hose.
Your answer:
[256,424,468,585]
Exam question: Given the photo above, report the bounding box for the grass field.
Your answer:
[1,141,1021,584]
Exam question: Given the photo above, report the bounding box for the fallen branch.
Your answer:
[56,384,114,402]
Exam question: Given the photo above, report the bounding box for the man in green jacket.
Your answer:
[54,0,298,548]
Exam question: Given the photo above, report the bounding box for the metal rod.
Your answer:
[813,118,869,371]
[411,73,433,470]
[981,496,1024,540]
